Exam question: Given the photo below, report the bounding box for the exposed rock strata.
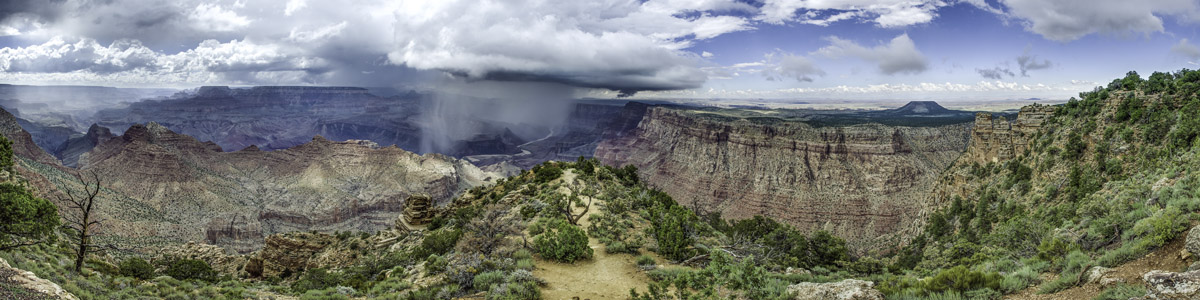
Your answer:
[965,104,1054,163]
[595,105,971,251]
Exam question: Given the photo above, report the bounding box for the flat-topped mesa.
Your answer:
[888,101,952,114]
[967,103,1056,163]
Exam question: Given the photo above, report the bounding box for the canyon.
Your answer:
[1,84,1051,256]
[0,107,502,253]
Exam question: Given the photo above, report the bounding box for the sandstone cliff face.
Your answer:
[595,106,971,251]
[964,103,1055,163]
[67,123,499,253]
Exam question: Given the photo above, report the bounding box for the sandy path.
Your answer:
[533,171,655,300]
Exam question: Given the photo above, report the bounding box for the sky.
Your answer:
[1,0,1199,101]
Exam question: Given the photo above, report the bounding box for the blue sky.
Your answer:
[1,0,1199,101]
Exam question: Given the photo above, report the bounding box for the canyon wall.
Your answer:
[595,105,972,251]
[93,86,424,153]
[74,123,499,253]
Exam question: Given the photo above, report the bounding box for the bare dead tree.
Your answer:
[459,205,524,255]
[59,170,104,273]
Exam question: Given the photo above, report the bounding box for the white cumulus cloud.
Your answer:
[990,0,1200,41]
[758,0,950,27]
[814,33,929,75]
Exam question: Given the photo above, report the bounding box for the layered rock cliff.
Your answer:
[964,103,1055,163]
[595,105,972,251]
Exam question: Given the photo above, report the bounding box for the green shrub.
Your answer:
[809,230,849,268]
[472,271,506,291]
[533,164,563,183]
[1000,266,1039,293]
[1093,283,1147,300]
[119,257,154,280]
[1096,240,1147,267]
[486,277,541,300]
[533,218,592,263]
[299,287,350,300]
[0,183,60,250]
[292,268,343,294]
[425,254,448,274]
[963,288,1002,300]
[925,266,1002,294]
[515,259,534,271]
[1037,236,1075,265]
[0,135,11,172]
[163,259,217,282]
[636,255,656,266]
[1039,250,1090,294]
[412,229,462,259]
[646,204,700,261]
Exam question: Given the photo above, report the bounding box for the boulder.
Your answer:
[787,279,884,300]
[0,258,79,300]
[1186,226,1200,257]
[1086,266,1114,284]
[1142,269,1200,299]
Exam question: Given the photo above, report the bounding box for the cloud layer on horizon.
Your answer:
[0,0,1195,98]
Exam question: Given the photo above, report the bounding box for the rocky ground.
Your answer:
[0,267,53,300]
[0,258,74,300]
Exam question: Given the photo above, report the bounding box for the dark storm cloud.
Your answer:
[0,0,64,22]
[386,0,761,96]
[976,67,1015,80]
[1016,47,1052,76]
[975,47,1051,80]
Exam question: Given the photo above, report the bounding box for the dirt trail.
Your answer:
[1006,237,1189,300]
[533,170,657,300]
